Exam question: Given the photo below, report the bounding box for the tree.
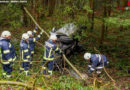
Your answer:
[48,0,55,16]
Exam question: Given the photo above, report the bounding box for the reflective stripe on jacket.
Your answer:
[43,40,61,61]
[89,54,108,72]
[0,38,17,64]
[28,32,43,53]
[20,40,30,62]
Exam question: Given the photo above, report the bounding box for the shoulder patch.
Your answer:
[45,41,54,48]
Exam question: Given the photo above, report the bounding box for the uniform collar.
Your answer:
[0,37,10,42]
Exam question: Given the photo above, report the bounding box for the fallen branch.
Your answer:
[23,7,49,38]
[63,54,85,80]
[0,81,42,90]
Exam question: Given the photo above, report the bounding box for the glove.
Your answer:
[35,26,38,30]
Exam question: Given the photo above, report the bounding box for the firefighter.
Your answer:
[43,34,62,76]
[27,27,43,67]
[0,31,17,78]
[20,33,31,75]
[84,53,109,76]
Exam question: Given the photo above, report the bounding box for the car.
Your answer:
[51,23,86,71]
[51,23,85,57]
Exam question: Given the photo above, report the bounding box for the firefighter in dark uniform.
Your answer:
[0,31,17,78]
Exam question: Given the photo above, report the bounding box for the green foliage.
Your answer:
[52,75,93,89]
[0,4,22,29]
[105,17,130,27]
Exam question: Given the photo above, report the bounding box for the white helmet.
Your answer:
[27,31,33,36]
[22,33,29,40]
[84,53,91,60]
[1,31,11,37]
[49,34,57,40]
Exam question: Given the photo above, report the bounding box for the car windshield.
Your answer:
[55,23,77,36]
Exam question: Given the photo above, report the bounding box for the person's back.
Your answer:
[0,31,16,78]
[20,33,30,75]
[84,53,108,76]
[0,37,16,64]
[90,54,107,66]
[27,27,43,55]
[44,40,57,60]
[43,34,62,75]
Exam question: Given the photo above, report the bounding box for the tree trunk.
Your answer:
[90,0,95,31]
[117,0,121,7]
[108,0,112,16]
[48,0,55,16]
[22,8,28,27]
[88,0,93,19]
[100,0,107,48]
[35,0,39,22]
[123,0,128,7]
[105,0,112,37]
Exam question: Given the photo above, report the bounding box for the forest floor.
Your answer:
[0,52,129,90]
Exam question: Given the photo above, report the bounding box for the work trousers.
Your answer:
[42,59,54,75]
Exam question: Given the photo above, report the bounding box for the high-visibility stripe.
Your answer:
[88,65,91,67]
[43,56,54,61]
[8,58,13,62]
[12,56,16,62]
[2,73,6,76]
[28,44,30,49]
[23,59,30,62]
[98,55,101,62]
[48,70,52,75]
[20,67,24,70]
[96,71,101,74]
[31,51,34,54]
[1,61,10,64]
[33,30,37,33]
[96,67,103,69]
[33,38,36,42]
[9,43,12,48]
[42,66,46,69]
[30,61,32,64]
[3,50,10,54]
[6,75,11,78]
[90,67,95,71]
[24,70,29,73]
[24,49,28,53]
[48,48,52,58]
[55,47,59,51]
[38,35,41,38]
[26,55,30,58]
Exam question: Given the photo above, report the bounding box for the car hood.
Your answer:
[55,23,77,36]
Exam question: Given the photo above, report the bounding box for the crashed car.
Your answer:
[51,23,84,57]
[50,23,86,71]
